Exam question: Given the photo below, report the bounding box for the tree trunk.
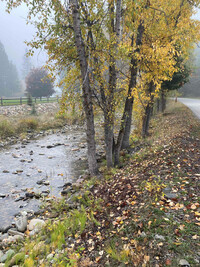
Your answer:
[104,114,114,168]
[156,98,161,113]
[121,98,134,150]
[160,90,166,113]
[142,82,154,138]
[71,0,98,175]
[142,103,153,138]
[103,0,121,168]
[121,22,145,150]
[114,96,134,166]
[114,53,136,165]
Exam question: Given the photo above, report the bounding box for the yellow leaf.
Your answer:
[121,237,128,240]
[131,201,136,205]
[173,242,182,246]
[96,231,101,236]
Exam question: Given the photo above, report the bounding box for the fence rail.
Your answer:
[0,96,60,106]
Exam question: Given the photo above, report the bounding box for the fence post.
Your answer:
[47,97,49,102]
[20,97,22,105]
[35,97,36,103]
[1,97,3,106]
[40,97,42,102]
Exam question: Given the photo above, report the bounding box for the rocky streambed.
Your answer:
[0,125,90,233]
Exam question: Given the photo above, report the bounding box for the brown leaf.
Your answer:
[165,259,172,265]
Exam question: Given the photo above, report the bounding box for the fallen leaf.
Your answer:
[192,235,198,240]
[144,255,150,262]
[165,259,171,265]
[191,204,197,210]
[179,224,185,230]
[95,256,101,262]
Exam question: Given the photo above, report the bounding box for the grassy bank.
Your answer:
[3,101,200,266]
[0,110,83,142]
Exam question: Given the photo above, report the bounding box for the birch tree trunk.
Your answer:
[104,0,122,168]
[114,55,136,165]
[121,22,144,149]
[71,0,98,175]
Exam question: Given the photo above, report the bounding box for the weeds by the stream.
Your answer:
[0,109,83,141]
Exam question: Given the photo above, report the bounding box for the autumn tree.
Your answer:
[126,0,200,137]
[25,67,55,97]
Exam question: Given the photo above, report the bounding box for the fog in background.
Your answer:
[178,8,200,97]
[0,3,200,97]
[0,2,47,78]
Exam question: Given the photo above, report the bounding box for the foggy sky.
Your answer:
[0,2,47,78]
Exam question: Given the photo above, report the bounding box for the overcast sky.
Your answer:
[0,2,47,78]
[0,2,200,80]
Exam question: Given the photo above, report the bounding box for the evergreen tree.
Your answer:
[0,41,21,97]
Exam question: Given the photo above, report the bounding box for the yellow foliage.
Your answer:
[24,257,35,267]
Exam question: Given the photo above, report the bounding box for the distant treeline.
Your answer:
[180,48,200,97]
[0,41,21,97]
[180,67,200,97]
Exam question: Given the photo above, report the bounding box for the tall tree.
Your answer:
[71,0,98,175]
[0,41,21,97]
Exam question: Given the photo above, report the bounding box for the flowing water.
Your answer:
[0,128,87,228]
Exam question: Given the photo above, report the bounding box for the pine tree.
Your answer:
[0,41,21,97]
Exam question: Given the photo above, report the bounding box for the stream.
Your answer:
[0,127,88,230]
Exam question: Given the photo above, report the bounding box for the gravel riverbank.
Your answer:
[0,103,59,117]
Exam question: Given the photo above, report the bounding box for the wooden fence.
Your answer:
[0,96,60,106]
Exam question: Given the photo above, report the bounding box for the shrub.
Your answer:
[17,117,39,132]
[0,120,14,138]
